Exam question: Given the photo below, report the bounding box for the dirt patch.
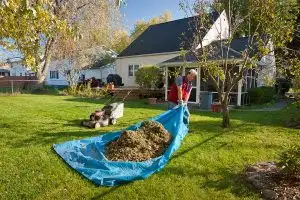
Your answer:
[105,121,172,162]
[244,162,300,199]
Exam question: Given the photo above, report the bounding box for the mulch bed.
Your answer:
[105,121,172,162]
[244,162,300,199]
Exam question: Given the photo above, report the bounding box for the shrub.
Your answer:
[62,82,107,98]
[291,78,300,102]
[285,102,300,129]
[135,65,163,98]
[278,146,300,177]
[275,78,292,97]
[31,85,60,95]
[248,86,276,104]
[135,66,162,89]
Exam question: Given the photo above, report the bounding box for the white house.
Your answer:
[0,58,36,77]
[116,11,276,107]
[46,60,116,86]
[116,11,230,87]
[0,44,117,86]
[46,46,117,87]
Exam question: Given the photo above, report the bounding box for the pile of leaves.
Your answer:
[244,162,300,200]
[245,147,300,199]
[106,121,172,162]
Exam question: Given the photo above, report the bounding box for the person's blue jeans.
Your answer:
[167,101,190,126]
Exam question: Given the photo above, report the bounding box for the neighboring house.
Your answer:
[116,11,276,107]
[0,46,116,87]
[46,59,70,86]
[0,58,36,77]
[82,63,116,81]
[46,60,116,86]
[46,46,117,87]
[9,59,34,76]
[0,69,10,77]
[0,63,10,77]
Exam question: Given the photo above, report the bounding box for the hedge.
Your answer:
[248,86,276,104]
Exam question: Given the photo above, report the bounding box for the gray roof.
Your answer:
[160,37,261,65]
[0,69,10,73]
[118,13,220,57]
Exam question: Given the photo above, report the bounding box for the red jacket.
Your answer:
[168,76,192,104]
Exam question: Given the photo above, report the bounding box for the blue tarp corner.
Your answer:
[53,106,189,186]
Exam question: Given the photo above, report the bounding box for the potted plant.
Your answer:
[135,65,161,105]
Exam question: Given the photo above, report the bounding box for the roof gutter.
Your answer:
[158,58,245,67]
[117,51,181,59]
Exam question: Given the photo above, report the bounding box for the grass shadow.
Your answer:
[5,130,107,148]
[200,168,256,198]
[64,97,167,111]
[64,119,85,128]
[160,165,256,199]
[90,183,132,200]
[191,109,290,129]
[171,133,223,160]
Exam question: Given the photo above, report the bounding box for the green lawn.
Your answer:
[0,94,299,200]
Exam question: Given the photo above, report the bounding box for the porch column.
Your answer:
[237,65,242,106]
[164,66,168,101]
[237,79,242,106]
[196,67,201,104]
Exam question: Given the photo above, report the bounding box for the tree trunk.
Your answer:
[36,71,46,84]
[222,102,230,128]
[36,38,54,84]
[36,62,48,86]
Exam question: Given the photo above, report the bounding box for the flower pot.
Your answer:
[148,97,157,105]
[211,103,222,112]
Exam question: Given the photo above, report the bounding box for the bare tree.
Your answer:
[0,0,124,83]
[180,0,299,127]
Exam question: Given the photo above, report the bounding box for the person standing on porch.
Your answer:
[167,69,197,110]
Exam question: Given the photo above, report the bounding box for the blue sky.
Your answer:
[120,0,188,33]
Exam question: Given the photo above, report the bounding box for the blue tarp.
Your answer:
[53,105,189,186]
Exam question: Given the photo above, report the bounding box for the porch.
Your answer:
[161,65,257,109]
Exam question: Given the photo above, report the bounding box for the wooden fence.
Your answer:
[0,76,38,93]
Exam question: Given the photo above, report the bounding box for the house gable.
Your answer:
[118,12,222,58]
[197,10,230,48]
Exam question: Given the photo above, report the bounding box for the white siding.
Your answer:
[197,10,230,48]
[82,64,115,83]
[10,62,29,76]
[45,59,70,86]
[116,52,179,86]
[45,59,116,86]
[257,41,276,87]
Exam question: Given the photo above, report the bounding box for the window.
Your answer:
[243,69,258,91]
[80,74,85,81]
[50,71,59,79]
[128,65,139,77]
[65,70,70,75]
[20,73,22,76]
